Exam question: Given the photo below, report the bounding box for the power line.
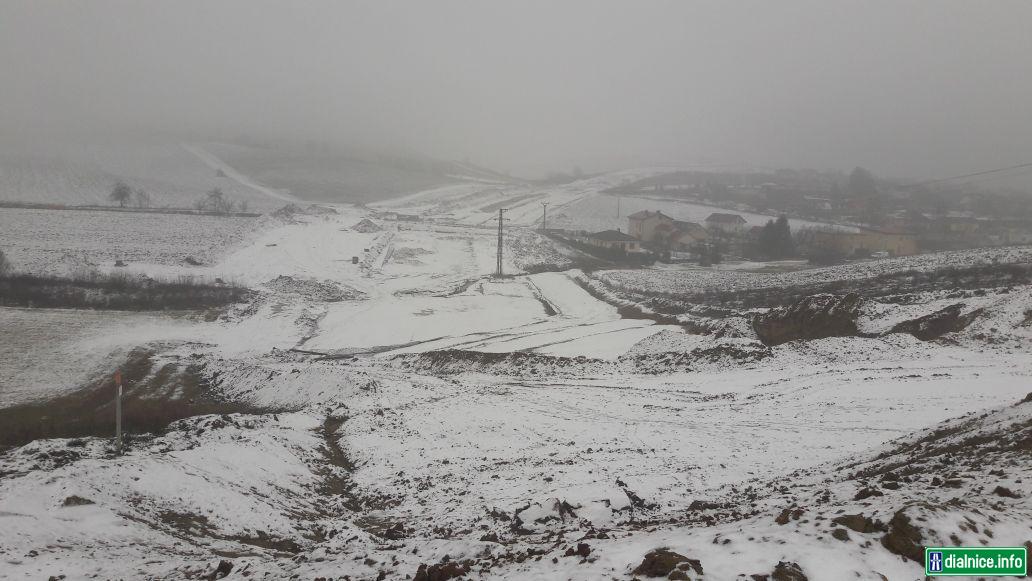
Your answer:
[943,165,1032,187]
[900,162,1032,188]
[495,208,506,277]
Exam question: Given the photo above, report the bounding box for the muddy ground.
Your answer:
[0,348,281,450]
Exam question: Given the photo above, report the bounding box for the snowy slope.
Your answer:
[2,177,1032,580]
[0,140,283,210]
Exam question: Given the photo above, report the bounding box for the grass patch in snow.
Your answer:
[0,269,248,310]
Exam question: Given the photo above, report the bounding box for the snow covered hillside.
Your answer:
[199,142,511,205]
[0,140,285,211]
[1,174,1031,580]
[0,138,508,210]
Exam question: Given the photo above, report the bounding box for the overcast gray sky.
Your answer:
[2,0,1031,179]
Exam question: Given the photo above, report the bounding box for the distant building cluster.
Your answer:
[796,228,917,257]
[599,167,1032,262]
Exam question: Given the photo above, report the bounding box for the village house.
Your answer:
[626,211,709,252]
[704,212,748,235]
[663,220,709,250]
[800,228,918,257]
[917,214,984,250]
[581,229,643,253]
[627,210,675,242]
[884,209,932,235]
[989,220,1032,245]
[935,214,980,237]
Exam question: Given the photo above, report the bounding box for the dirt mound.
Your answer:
[391,350,606,376]
[771,561,808,581]
[61,495,95,507]
[879,506,925,563]
[753,293,864,346]
[889,303,984,340]
[351,218,383,233]
[304,204,337,215]
[624,341,772,372]
[632,549,703,577]
[270,204,304,220]
[413,561,469,581]
[270,204,336,223]
[831,513,885,533]
[263,275,364,301]
[393,246,431,265]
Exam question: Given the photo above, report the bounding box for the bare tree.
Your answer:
[133,187,151,208]
[196,187,236,214]
[109,181,132,207]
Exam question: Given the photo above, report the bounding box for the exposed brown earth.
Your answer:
[0,348,277,449]
[753,293,865,346]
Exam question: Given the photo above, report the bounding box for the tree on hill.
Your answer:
[848,167,878,198]
[848,167,889,225]
[109,181,132,207]
[195,187,236,214]
[133,187,151,208]
[773,215,794,257]
[757,215,794,259]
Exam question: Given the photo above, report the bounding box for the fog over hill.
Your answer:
[0,134,519,207]
[3,4,1032,579]
[2,1,1032,183]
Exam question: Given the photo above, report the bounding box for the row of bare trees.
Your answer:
[108,181,151,208]
[109,182,248,214]
[193,187,248,214]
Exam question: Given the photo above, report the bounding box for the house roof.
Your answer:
[673,220,703,230]
[674,228,707,242]
[867,227,916,236]
[589,229,639,242]
[705,212,747,224]
[627,210,673,221]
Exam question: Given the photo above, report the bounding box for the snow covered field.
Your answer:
[0,207,260,276]
[597,244,1032,297]
[2,172,1031,580]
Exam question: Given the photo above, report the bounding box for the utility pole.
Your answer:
[616,196,621,219]
[114,369,123,455]
[496,208,506,277]
[540,202,549,231]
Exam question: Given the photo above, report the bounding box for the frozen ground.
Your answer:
[0,207,260,277]
[2,172,1031,580]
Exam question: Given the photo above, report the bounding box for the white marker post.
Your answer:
[114,369,123,455]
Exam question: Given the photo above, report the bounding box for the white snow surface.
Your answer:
[2,171,1032,580]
